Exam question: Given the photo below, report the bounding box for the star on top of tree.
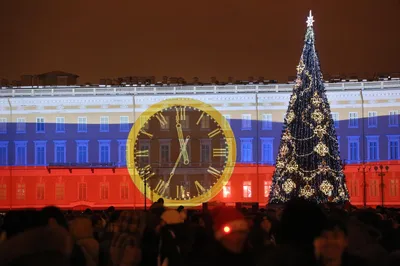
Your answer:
[306,10,314,27]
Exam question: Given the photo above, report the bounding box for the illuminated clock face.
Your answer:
[131,100,235,206]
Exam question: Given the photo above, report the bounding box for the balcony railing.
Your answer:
[1,80,399,97]
[47,162,117,173]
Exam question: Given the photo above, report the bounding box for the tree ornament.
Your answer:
[295,78,302,89]
[319,180,334,196]
[311,109,324,124]
[286,110,295,124]
[286,160,299,173]
[300,184,314,198]
[314,125,327,138]
[318,160,330,174]
[311,92,322,107]
[314,142,329,156]
[280,145,289,156]
[290,94,297,105]
[283,179,296,194]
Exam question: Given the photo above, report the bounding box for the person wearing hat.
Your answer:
[210,207,255,266]
[158,209,189,266]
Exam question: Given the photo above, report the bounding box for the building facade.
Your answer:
[0,80,399,209]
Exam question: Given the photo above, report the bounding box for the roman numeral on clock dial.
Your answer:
[155,113,168,127]
[208,128,221,138]
[213,148,227,157]
[196,112,205,125]
[139,165,155,181]
[175,106,186,121]
[176,185,185,198]
[207,166,221,178]
[155,180,168,196]
[140,130,153,138]
[194,181,206,194]
[136,150,149,157]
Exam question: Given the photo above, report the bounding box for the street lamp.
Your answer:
[358,165,371,207]
[373,165,389,207]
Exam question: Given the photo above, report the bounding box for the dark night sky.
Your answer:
[1,0,399,84]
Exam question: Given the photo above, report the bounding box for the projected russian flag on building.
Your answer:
[0,82,399,209]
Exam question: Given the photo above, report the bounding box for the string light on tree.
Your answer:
[268,11,350,204]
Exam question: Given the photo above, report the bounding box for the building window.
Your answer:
[331,112,339,128]
[160,116,170,130]
[98,140,111,163]
[370,180,378,197]
[78,183,87,200]
[54,141,66,163]
[0,184,6,200]
[240,138,253,162]
[389,111,399,127]
[389,179,399,197]
[264,180,272,198]
[117,140,127,165]
[262,114,272,130]
[388,136,400,160]
[36,117,45,133]
[349,112,358,128]
[76,140,89,163]
[242,114,252,130]
[121,183,129,200]
[0,118,7,134]
[138,140,149,165]
[15,141,27,165]
[16,118,26,133]
[0,141,8,166]
[349,179,359,197]
[222,182,231,198]
[100,183,109,200]
[222,114,231,129]
[200,140,211,163]
[36,183,45,200]
[368,111,377,128]
[200,115,210,129]
[261,138,274,164]
[160,143,170,163]
[348,137,359,162]
[55,183,65,200]
[56,117,65,132]
[78,117,87,132]
[34,141,47,165]
[243,181,252,198]
[181,115,190,129]
[100,116,109,132]
[16,183,25,200]
[120,116,130,132]
[366,136,379,161]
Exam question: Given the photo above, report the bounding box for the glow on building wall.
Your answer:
[0,82,399,209]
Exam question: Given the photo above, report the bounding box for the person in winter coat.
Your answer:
[158,209,189,266]
[70,216,100,266]
[209,207,255,266]
[0,224,73,266]
[110,211,142,266]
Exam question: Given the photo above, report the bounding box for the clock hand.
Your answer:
[161,136,190,195]
[176,123,190,165]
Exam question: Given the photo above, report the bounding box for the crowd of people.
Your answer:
[0,198,399,266]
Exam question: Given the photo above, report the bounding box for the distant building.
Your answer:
[37,71,79,86]
[21,71,79,86]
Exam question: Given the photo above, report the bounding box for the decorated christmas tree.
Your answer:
[268,11,350,204]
